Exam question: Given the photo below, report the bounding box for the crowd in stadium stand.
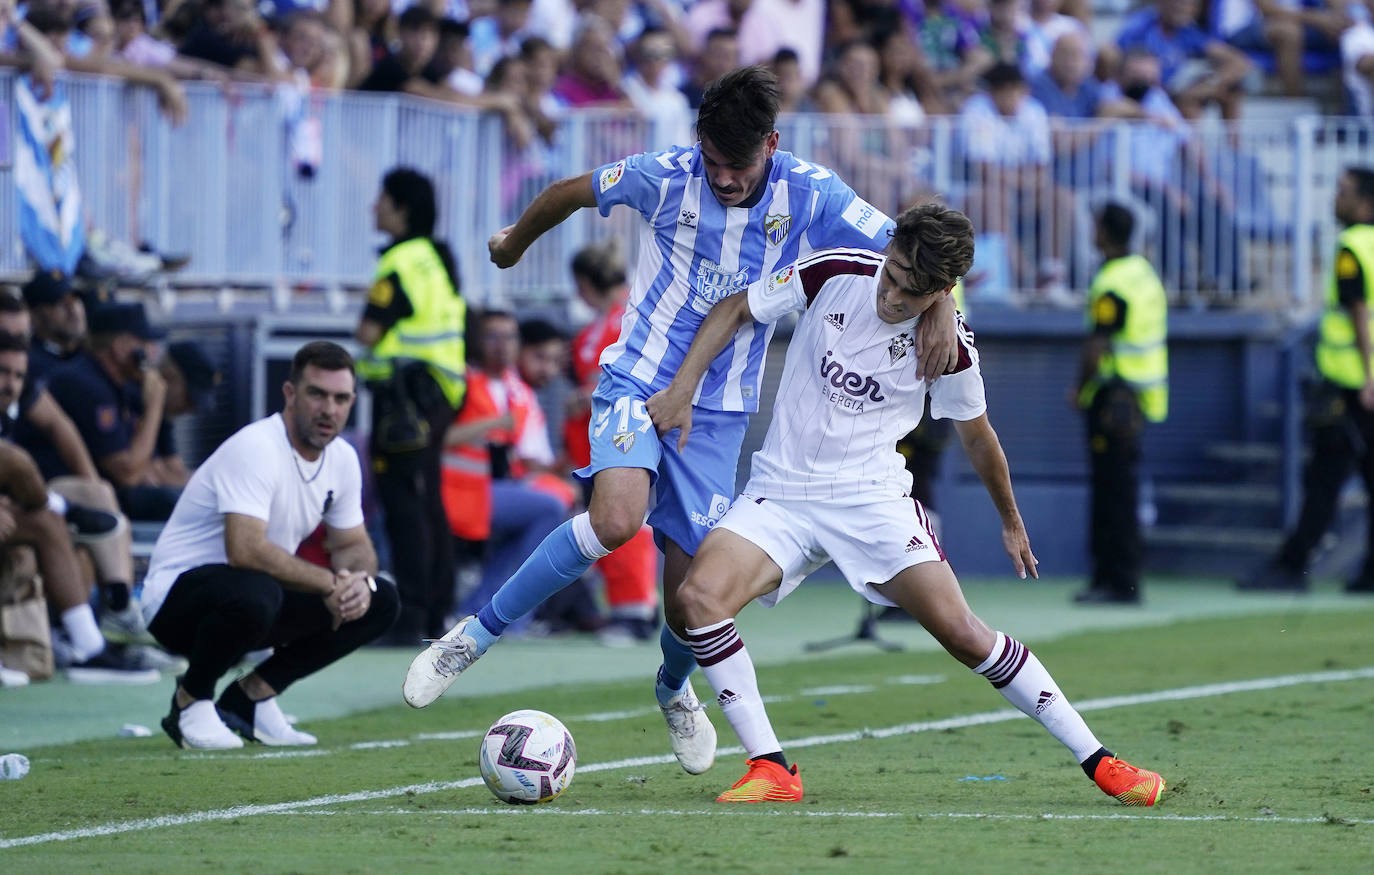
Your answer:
[0,0,1371,131]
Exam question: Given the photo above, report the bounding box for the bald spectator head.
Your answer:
[1048,30,1090,91]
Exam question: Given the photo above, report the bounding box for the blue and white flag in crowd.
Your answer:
[15,75,84,274]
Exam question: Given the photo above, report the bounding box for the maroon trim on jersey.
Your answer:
[945,313,977,375]
[798,251,881,308]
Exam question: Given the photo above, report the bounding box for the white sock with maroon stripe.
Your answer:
[686,619,782,758]
[973,631,1103,762]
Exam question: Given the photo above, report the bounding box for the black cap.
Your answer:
[87,302,166,340]
[21,270,76,307]
[167,341,221,411]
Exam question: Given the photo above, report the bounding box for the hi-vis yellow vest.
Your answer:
[952,279,966,314]
[1316,225,1374,390]
[1083,254,1169,423]
[358,238,467,408]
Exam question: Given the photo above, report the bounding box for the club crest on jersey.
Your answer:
[613,431,635,453]
[764,213,791,247]
[692,259,749,313]
[888,333,914,364]
[599,160,625,193]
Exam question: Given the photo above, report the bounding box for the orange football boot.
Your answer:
[1093,756,1165,806]
[716,757,804,803]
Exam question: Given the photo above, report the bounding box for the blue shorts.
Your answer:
[574,369,749,555]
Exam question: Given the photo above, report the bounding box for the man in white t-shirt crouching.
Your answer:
[142,341,398,750]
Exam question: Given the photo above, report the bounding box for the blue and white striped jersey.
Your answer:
[591,144,894,412]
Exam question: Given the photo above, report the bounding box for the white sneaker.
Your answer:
[100,603,155,646]
[221,696,317,746]
[660,680,716,775]
[126,645,188,673]
[164,700,244,750]
[402,615,482,708]
[0,661,29,687]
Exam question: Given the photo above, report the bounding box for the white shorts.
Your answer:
[714,492,946,608]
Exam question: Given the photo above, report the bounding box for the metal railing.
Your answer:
[6,69,1374,310]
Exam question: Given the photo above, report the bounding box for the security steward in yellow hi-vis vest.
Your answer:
[356,168,468,642]
[1242,167,1374,595]
[1074,202,1167,606]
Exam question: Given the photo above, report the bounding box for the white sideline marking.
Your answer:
[3,666,1371,849]
[286,807,1374,826]
[350,741,410,750]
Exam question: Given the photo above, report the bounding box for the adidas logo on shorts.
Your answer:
[904,536,924,553]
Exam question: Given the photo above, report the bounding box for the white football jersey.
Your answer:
[743,248,986,503]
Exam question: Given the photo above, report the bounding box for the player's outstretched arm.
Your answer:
[646,291,755,450]
[488,172,598,269]
[915,295,959,380]
[952,413,1038,579]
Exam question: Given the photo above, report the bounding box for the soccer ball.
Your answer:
[478,709,576,804]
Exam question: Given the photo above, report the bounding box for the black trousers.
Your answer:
[148,564,400,701]
[370,369,457,640]
[1276,381,1374,580]
[1086,382,1145,597]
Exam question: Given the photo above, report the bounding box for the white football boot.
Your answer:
[403,615,482,708]
[660,680,717,774]
[223,696,318,746]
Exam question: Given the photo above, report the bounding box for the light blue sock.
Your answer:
[655,625,697,706]
[485,518,602,634]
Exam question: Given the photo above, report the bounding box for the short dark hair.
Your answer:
[519,318,565,347]
[398,6,438,31]
[570,239,626,292]
[697,65,779,166]
[0,331,28,355]
[291,340,355,384]
[0,292,24,314]
[1096,201,1135,249]
[438,17,470,39]
[888,203,976,297]
[984,61,1024,89]
[1347,167,1374,205]
[381,167,438,239]
[771,48,799,66]
[520,35,553,58]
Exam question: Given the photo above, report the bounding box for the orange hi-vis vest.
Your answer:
[440,370,542,540]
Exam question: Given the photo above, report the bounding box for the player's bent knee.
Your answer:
[935,613,996,668]
[674,575,732,629]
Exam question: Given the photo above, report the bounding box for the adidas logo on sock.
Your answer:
[717,688,741,706]
[1035,690,1057,714]
[904,536,925,553]
[825,312,845,330]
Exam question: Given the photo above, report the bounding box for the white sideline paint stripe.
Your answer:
[3,666,1371,849]
[350,741,410,750]
[286,807,1374,826]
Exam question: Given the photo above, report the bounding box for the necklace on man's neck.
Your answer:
[283,417,326,483]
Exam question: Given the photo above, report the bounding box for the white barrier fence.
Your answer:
[5,70,1374,309]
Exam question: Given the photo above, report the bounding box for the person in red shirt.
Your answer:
[566,241,659,644]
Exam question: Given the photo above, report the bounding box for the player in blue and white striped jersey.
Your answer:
[403,67,960,775]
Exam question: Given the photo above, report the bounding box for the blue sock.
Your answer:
[654,625,697,706]
[483,519,598,635]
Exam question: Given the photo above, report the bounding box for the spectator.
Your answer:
[145,340,221,492]
[1217,0,1343,98]
[423,16,483,95]
[21,272,85,390]
[1115,0,1253,119]
[813,38,890,115]
[356,3,436,91]
[959,61,1073,294]
[552,14,631,108]
[875,29,937,118]
[1029,29,1109,118]
[468,0,532,76]
[680,25,737,107]
[564,241,659,643]
[0,401,157,683]
[980,0,1028,71]
[683,0,749,54]
[624,26,691,143]
[769,46,814,112]
[735,0,825,86]
[176,0,281,81]
[1024,0,1092,78]
[442,310,573,631]
[45,301,182,521]
[914,0,993,106]
[109,0,231,81]
[1345,6,1374,115]
[345,0,392,87]
[141,341,396,749]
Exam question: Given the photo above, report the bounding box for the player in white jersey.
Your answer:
[647,203,1166,806]
[403,66,960,777]
[143,342,399,750]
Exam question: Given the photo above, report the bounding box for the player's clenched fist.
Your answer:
[488,226,519,268]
